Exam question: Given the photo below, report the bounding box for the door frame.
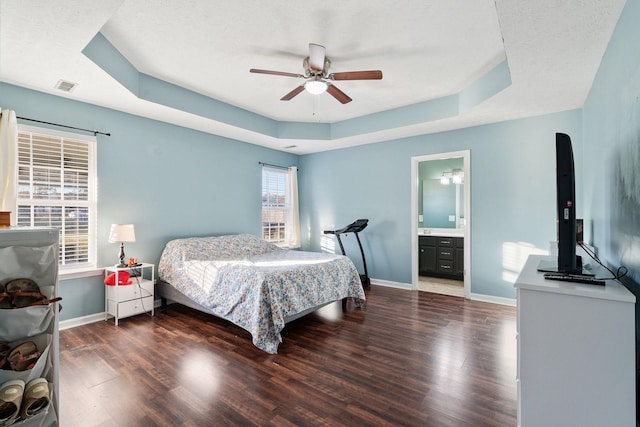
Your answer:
[411,150,471,298]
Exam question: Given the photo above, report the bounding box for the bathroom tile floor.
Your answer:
[418,276,464,297]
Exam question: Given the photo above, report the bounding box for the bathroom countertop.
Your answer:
[418,229,464,238]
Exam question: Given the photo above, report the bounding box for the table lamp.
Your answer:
[108,224,136,268]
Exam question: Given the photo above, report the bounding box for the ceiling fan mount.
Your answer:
[250,43,383,104]
[302,55,331,78]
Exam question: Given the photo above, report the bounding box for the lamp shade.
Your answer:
[108,224,136,243]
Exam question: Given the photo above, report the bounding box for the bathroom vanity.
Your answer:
[418,233,463,280]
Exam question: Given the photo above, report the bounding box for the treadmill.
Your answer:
[324,219,370,289]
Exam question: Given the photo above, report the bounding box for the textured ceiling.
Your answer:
[0,0,627,154]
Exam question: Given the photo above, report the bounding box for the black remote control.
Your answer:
[543,273,605,286]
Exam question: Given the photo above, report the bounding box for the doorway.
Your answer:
[411,150,470,298]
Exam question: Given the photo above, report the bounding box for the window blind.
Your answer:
[261,166,287,243]
[16,127,96,268]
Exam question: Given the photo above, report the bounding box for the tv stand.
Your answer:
[516,255,635,426]
[536,255,594,276]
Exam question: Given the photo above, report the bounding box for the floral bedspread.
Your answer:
[158,234,365,353]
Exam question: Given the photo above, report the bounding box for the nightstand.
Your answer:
[104,263,155,326]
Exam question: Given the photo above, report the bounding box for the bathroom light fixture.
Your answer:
[108,224,136,268]
[452,170,464,184]
[440,170,464,185]
[440,172,452,185]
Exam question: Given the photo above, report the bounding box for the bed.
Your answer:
[156,234,366,353]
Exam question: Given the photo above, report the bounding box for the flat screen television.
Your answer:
[555,132,579,273]
[538,132,586,275]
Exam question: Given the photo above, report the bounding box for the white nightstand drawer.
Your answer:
[108,296,153,319]
[106,280,153,302]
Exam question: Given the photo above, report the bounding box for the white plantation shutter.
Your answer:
[261,165,300,247]
[262,166,287,243]
[17,126,96,268]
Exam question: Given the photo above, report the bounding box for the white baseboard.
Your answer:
[370,277,413,290]
[371,277,516,306]
[59,312,104,330]
[59,298,164,330]
[58,290,514,331]
[469,293,516,307]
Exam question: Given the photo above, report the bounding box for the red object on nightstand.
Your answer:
[104,271,132,286]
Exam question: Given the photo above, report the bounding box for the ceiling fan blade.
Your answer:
[326,84,352,104]
[250,69,305,78]
[308,43,326,72]
[329,70,383,80]
[280,85,305,101]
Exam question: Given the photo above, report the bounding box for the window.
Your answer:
[261,166,300,247]
[262,167,287,243]
[16,125,97,269]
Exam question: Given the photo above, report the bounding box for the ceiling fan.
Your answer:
[250,43,383,104]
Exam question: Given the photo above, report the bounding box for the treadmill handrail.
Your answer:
[324,219,368,235]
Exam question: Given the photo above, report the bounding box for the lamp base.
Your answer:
[117,242,127,269]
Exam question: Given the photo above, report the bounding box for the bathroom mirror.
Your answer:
[418,157,464,229]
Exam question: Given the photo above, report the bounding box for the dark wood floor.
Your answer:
[59,286,517,426]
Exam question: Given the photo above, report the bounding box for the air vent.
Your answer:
[55,79,78,92]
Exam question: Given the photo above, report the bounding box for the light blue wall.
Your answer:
[2,40,594,315]
[581,0,640,411]
[1,82,298,321]
[299,110,582,299]
[1,89,582,313]
[582,0,640,283]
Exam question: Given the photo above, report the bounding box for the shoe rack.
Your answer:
[0,227,60,426]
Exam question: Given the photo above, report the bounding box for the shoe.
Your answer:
[20,378,49,420]
[0,343,9,370]
[0,285,11,309]
[4,279,40,294]
[11,291,60,309]
[7,341,41,371]
[0,280,61,309]
[0,379,24,426]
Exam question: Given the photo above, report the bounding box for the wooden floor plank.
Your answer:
[59,286,516,426]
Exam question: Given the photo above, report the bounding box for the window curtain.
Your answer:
[0,109,17,221]
[285,166,300,248]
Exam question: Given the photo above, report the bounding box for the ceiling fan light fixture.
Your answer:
[305,79,328,95]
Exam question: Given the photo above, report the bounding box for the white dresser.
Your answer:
[515,255,636,426]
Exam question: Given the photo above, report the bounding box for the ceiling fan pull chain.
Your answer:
[313,95,319,119]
